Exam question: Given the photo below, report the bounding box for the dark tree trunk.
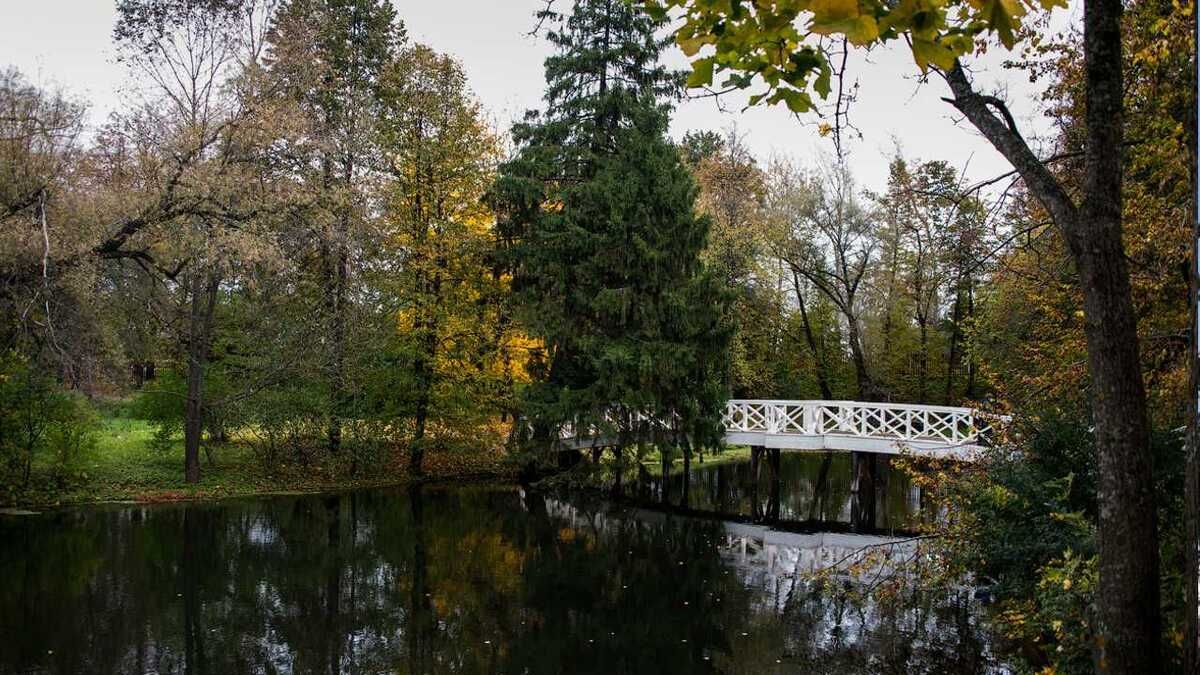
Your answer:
[791,270,834,399]
[916,314,929,404]
[766,448,780,522]
[850,451,876,532]
[610,446,623,498]
[942,1,1161,665]
[1075,2,1160,668]
[184,272,219,485]
[749,446,763,522]
[809,451,834,521]
[964,283,977,400]
[410,247,445,478]
[1067,231,1161,662]
[1076,215,1161,672]
[1184,16,1199,672]
[661,449,671,503]
[945,284,965,405]
[326,154,353,458]
[410,370,431,477]
[845,316,875,401]
[681,448,691,508]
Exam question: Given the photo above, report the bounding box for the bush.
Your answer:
[130,369,185,454]
[44,392,99,487]
[931,411,1186,673]
[0,352,99,500]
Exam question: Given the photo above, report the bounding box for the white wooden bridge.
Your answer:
[722,400,1001,460]
[563,399,1001,460]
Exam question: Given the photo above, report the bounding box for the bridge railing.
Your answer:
[722,399,1001,447]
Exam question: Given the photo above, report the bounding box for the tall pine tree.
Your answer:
[491,0,732,474]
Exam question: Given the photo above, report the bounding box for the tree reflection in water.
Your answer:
[0,457,999,674]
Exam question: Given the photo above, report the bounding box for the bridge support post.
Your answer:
[610,446,624,498]
[876,455,891,528]
[558,449,583,470]
[749,446,764,522]
[851,451,877,531]
[660,448,671,504]
[767,449,781,522]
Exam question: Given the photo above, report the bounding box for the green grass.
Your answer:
[7,412,513,510]
[638,445,752,477]
[70,416,266,503]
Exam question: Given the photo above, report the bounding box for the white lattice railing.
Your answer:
[722,400,1001,447]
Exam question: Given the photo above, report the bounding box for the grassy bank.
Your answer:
[637,445,752,476]
[4,412,516,510]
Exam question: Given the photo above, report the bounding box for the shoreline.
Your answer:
[0,467,520,514]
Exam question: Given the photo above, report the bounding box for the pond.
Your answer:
[0,453,1000,674]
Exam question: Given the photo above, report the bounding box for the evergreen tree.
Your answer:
[491,0,732,470]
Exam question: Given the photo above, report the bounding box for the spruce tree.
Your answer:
[491,0,732,469]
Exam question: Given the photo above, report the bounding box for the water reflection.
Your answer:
[0,465,995,674]
[637,451,922,534]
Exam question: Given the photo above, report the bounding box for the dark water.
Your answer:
[0,454,996,674]
[638,451,920,532]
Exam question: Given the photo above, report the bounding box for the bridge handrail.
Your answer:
[727,399,996,415]
[722,399,1006,446]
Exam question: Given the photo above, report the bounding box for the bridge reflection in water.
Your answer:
[538,490,995,672]
[622,449,924,534]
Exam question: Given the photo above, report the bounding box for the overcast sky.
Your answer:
[1,1,1077,193]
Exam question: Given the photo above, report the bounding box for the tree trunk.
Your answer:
[945,285,964,405]
[766,448,780,522]
[749,446,763,522]
[916,314,929,404]
[964,282,977,400]
[661,448,671,503]
[410,318,437,477]
[791,270,834,399]
[681,447,691,508]
[845,314,875,401]
[850,451,875,532]
[1184,18,1199,672]
[410,235,446,477]
[809,451,833,521]
[610,445,623,497]
[942,1,1161,664]
[184,272,219,485]
[326,154,353,457]
[1075,2,1160,669]
[1075,228,1160,671]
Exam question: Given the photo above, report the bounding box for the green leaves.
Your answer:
[687,56,716,87]
[644,0,1052,111]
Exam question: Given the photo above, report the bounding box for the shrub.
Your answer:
[927,411,1186,673]
[0,352,99,500]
